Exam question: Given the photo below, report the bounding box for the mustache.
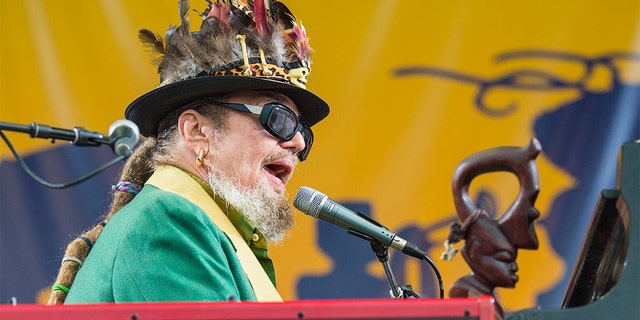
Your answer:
[262,149,298,167]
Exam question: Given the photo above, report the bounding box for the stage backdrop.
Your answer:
[1,0,639,312]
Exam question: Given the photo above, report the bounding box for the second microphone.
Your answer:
[293,186,427,259]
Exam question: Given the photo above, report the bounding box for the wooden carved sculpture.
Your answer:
[442,138,542,319]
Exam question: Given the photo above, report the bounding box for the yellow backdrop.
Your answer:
[2,0,639,311]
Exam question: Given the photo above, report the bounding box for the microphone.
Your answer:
[23,122,108,147]
[293,186,426,259]
[108,120,140,158]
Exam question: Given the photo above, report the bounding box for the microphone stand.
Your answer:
[0,121,112,146]
[0,120,126,189]
[370,241,421,299]
[347,211,443,298]
[370,241,403,298]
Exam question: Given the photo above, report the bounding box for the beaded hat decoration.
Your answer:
[125,0,329,137]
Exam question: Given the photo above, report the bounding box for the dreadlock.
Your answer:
[47,137,156,305]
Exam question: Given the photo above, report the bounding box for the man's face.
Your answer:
[202,90,305,243]
[210,90,305,194]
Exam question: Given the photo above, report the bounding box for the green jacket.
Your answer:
[66,173,275,303]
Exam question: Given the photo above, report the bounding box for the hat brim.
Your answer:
[125,76,330,137]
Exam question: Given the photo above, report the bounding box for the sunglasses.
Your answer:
[215,102,314,161]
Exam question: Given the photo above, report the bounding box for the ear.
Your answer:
[177,109,213,154]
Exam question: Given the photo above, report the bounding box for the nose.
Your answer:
[279,131,306,155]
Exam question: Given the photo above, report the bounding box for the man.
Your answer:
[48,0,329,304]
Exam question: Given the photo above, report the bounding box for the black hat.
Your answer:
[125,0,329,137]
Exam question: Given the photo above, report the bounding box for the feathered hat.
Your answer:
[125,0,329,137]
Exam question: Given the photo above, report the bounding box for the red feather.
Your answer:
[254,0,271,36]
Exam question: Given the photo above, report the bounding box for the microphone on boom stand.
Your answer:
[294,186,444,298]
[0,119,140,188]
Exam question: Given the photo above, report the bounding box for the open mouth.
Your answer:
[264,160,294,185]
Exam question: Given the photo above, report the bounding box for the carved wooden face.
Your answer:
[452,139,543,251]
[462,216,519,289]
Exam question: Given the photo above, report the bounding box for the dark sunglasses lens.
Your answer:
[264,105,298,141]
[260,103,313,161]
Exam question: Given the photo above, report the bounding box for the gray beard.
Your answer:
[206,167,295,244]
